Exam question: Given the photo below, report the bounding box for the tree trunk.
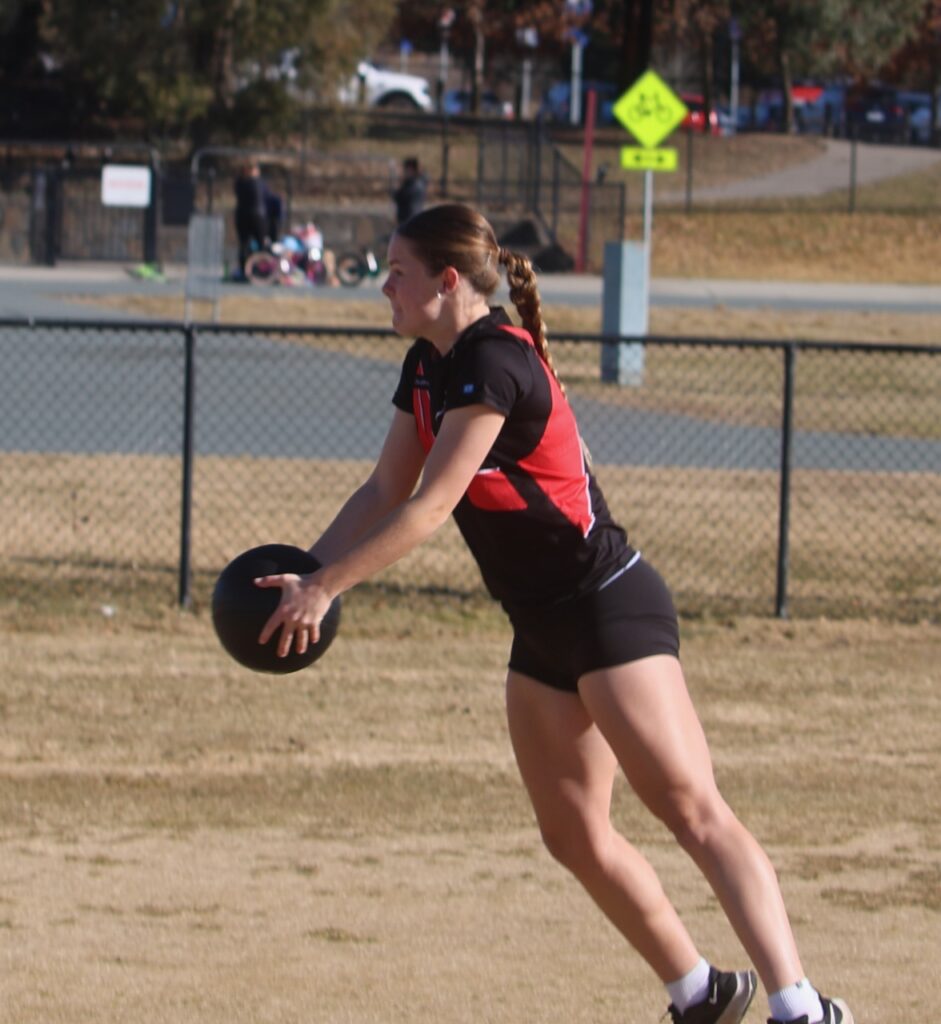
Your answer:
[777,42,794,133]
[210,16,238,115]
[620,0,653,89]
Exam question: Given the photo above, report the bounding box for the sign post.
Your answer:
[601,70,687,385]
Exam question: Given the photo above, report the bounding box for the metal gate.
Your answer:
[53,166,158,262]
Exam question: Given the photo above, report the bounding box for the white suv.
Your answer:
[341,61,433,112]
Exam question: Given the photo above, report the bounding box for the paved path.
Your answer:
[3,323,938,473]
[3,263,941,319]
[688,138,941,201]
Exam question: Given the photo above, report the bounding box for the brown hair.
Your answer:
[396,203,567,395]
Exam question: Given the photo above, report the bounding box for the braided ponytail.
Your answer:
[498,247,567,397]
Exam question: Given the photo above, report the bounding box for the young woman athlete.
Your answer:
[256,203,854,1024]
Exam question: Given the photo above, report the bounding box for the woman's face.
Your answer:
[381,234,442,339]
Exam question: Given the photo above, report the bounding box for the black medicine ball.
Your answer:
[211,544,341,674]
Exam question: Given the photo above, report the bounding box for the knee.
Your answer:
[537,814,608,878]
[654,788,733,854]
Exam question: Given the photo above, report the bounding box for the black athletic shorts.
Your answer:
[506,554,680,693]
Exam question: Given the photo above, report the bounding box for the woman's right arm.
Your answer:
[309,407,425,566]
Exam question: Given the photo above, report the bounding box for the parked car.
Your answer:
[844,84,908,143]
[443,88,514,119]
[338,61,433,112]
[796,84,846,135]
[538,80,618,125]
[247,54,433,113]
[715,105,737,136]
[736,85,845,135]
[680,94,721,134]
[898,90,935,144]
[908,101,940,145]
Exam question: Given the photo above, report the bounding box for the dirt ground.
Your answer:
[1,593,938,1024]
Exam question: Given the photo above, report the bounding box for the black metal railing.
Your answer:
[9,120,939,274]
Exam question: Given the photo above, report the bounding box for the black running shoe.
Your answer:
[768,995,854,1024]
[668,967,758,1024]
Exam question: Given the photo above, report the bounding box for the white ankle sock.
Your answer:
[768,978,824,1022]
[666,957,711,1013]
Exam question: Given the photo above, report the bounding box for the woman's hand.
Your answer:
[255,572,334,658]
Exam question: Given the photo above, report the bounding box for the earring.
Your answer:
[435,290,442,299]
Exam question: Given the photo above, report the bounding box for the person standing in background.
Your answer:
[234,161,269,277]
[392,156,428,226]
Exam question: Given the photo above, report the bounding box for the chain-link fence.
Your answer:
[2,318,939,621]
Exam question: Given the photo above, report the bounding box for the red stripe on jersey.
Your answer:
[499,326,595,536]
[466,467,528,511]
[412,359,435,453]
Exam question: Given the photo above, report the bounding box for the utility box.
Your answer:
[600,241,647,387]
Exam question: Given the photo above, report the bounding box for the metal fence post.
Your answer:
[440,116,451,198]
[497,125,506,205]
[178,324,196,609]
[532,123,542,216]
[685,126,694,214]
[44,168,60,266]
[143,162,159,264]
[551,149,560,236]
[476,123,485,206]
[775,343,796,618]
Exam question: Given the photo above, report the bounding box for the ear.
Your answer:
[440,265,460,294]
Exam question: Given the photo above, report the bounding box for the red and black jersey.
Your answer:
[392,308,633,612]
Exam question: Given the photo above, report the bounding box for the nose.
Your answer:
[381,274,394,298]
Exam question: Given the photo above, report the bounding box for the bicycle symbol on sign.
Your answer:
[629,91,675,125]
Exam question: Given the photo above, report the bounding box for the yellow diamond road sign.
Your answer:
[620,146,678,172]
[613,70,688,149]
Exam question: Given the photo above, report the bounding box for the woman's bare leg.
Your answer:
[505,669,701,981]
[577,654,804,993]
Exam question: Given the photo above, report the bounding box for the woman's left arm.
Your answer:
[258,404,505,656]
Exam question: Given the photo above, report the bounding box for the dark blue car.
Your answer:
[844,84,908,143]
[538,80,619,125]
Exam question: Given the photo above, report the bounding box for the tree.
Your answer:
[394,0,598,104]
[824,0,926,78]
[31,0,397,147]
[618,0,654,87]
[657,0,730,129]
[881,0,941,142]
[331,0,929,132]
[0,0,56,135]
[738,0,924,131]
[0,0,41,81]
[736,1,831,131]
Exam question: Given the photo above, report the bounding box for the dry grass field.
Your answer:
[1,587,940,1024]
[2,378,939,1023]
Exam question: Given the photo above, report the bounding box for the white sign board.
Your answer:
[101,164,152,208]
